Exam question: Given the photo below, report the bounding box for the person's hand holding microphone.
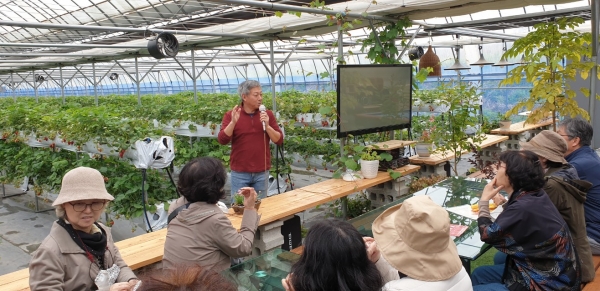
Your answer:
[259,105,269,132]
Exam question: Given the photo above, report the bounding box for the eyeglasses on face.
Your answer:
[558,134,573,139]
[69,201,106,212]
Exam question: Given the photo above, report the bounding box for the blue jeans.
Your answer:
[472,264,508,291]
[494,252,507,265]
[230,170,269,203]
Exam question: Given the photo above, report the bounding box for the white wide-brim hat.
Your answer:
[372,195,462,281]
[52,167,114,206]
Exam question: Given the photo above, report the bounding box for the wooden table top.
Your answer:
[490,120,553,135]
[0,164,422,291]
[369,140,417,150]
[409,134,508,165]
[227,164,421,229]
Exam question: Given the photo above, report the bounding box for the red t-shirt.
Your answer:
[217,109,283,172]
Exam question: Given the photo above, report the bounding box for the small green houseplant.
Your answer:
[231,193,261,215]
[359,147,381,179]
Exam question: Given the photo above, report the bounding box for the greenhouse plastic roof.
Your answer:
[0,0,592,74]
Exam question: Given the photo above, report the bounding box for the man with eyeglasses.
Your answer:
[218,80,283,203]
[557,117,600,255]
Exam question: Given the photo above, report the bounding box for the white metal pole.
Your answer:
[135,57,141,106]
[60,65,65,104]
[93,62,98,106]
[192,49,198,103]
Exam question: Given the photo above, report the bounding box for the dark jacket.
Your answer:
[545,165,594,282]
[565,146,600,242]
[478,188,580,291]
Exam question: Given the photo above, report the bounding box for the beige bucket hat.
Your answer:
[372,195,462,282]
[52,167,115,206]
[519,130,568,164]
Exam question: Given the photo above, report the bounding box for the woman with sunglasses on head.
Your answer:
[29,167,138,291]
[471,151,580,291]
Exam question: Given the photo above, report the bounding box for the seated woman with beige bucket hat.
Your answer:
[370,195,473,291]
[29,167,138,291]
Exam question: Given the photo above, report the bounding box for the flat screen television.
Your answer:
[337,64,412,138]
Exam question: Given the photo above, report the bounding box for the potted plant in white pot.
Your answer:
[359,147,381,179]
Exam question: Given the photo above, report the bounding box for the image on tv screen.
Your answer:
[337,64,412,138]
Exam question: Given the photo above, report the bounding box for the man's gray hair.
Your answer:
[238,80,261,102]
[559,117,593,146]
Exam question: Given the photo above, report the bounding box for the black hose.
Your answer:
[166,166,181,198]
[141,169,153,232]
[278,142,293,190]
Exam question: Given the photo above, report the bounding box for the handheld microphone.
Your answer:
[259,105,266,132]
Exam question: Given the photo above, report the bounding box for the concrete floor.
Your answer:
[0,152,478,276]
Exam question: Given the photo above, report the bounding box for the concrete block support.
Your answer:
[250,216,293,257]
[479,141,507,166]
[367,176,410,209]
[414,163,449,178]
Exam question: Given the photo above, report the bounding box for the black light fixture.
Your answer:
[408,46,424,61]
[35,74,45,83]
[148,32,179,59]
[109,73,119,81]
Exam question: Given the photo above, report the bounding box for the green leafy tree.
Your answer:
[433,81,486,176]
[500,16,600,129]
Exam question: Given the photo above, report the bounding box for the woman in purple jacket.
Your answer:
[472,150,580,291]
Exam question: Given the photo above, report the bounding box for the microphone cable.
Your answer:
[263,118,268,198]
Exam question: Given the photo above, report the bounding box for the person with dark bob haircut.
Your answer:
[136,264,236,291]
[471,150,580,291]
[282,219,383,291]
[162,157,260,272]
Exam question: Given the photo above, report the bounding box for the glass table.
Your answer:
[222,248,300,291]
[349,176,498,273]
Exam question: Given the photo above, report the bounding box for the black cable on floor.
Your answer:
[141,169,153,232]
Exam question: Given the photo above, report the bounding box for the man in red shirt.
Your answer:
[218,80,283,202]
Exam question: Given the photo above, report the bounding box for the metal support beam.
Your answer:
[59,66,64,103]
[135,57,141,106]
[216,0,401,23]
[0,20,274,39]
[192,49,197,103]
[274,41,301,76]
[11,72,15,102]
[399,25,422,60]
[33,69,38,102]
[590,0,599,148]
[270,40,277,111]
[113,60,137,84]
[0,42,145,49]
[246,40,272,76]
[93,62,98,106]
[368,19,389,60]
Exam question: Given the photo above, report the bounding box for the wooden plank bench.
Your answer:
[409,134,508,177]
[490,120,553,151]
[0,165,420,291]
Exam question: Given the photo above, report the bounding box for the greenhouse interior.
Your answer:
[1,0,600,290]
